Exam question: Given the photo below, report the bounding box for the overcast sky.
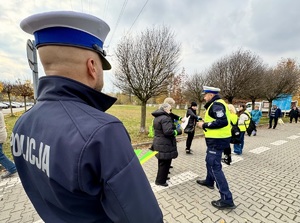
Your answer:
[1,0,299,93]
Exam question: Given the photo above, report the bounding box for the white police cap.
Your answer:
[20,11,111,70]
[202,86,221,94]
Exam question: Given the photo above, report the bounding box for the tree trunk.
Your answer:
[24,96,27,111]
[8,93,14,116]
[140,101,147,133]
[251,99,255,110]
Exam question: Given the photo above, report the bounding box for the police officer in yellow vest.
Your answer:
[196,86,236,209]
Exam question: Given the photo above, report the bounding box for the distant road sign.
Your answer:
[26,39,35,71]
[25,39,39,100]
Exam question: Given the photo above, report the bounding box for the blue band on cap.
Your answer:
[203,90,219,94]
[34,27,103,50]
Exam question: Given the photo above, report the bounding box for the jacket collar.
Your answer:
[37,76,117,112]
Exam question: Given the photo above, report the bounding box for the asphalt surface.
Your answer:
[1,122,300,223]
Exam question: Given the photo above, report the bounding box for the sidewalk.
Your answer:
[1,122,300,222]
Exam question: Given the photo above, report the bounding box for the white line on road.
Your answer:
[287,135,300,139]
[249,146,271,154]
[151,171,198,192]
[222,155,244,168]
[270,140,288,146]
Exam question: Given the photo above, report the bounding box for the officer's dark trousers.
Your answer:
[269,117,278,129]
[156,159,171,184]
[205,147,233,203]
[186,131,195,151]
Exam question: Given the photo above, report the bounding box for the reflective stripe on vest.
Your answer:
[230,113,238,125]
[204,99,231,138]
[239,110,251,132]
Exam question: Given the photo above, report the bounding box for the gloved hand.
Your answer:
[174,120,181,129]
[176,128,182,135]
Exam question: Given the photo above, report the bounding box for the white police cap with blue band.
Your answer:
[202,86,221,94]
[20,11,111,70]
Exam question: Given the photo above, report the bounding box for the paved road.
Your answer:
[1,122,300,222]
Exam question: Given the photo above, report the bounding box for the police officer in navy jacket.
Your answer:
[196,86,236,209]
[11,11,163,223]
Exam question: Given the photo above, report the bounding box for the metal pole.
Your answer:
[32,40,39,102]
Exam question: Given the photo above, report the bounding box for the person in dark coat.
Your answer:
[163,97,186,123]
[185,102,200,154]
[163,97,186,170]
[269,104,282,129]
[289,106,299,123]
[12,11,163,223]
[152,103,182,187]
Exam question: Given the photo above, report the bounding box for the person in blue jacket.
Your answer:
[0,108,17,179]
[11,11,163,223]
[250,105,262,135]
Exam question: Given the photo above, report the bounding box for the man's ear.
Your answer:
[87,58,97,80]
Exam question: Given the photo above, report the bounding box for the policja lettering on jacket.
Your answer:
[11,133,50,177]
[12,10,163,223]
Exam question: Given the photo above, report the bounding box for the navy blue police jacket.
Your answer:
[11,76,163,223]
[202,95,231,150]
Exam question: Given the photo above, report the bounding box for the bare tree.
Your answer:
[1,82,14,116]
[243,64,268,109]
[183,72,208,115]
[263,58,300,112]
[114,26,180,132]
[170,68,187,108]
[14,79,34,111]
[207,49,265,104]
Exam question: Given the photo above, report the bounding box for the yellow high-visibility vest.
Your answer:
[239,110,251,132]
[204,99,231,138]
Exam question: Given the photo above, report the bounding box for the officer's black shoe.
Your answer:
[169,165,173,168]
[186,150,193,154]
[196,179,214,189]
[222,156,231,165]
[155,182,168,187]
[211,199,236,209]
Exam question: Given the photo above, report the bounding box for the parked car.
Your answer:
[12,102,23,107]
[3,102,21,108]
[22,102,34,107]
[0,102,9,109]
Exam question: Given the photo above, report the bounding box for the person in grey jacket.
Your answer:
[152,103,182,187]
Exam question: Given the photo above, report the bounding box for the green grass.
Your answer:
[2,105,189,159]
[106,105,189,144]
[2,105,286,161]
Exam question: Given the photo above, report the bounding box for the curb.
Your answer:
[132,133,204,149]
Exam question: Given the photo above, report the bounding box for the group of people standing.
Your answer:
[3,9,297,222]
[150,88,281,210]
[151,86,236,209]
[151,99,201,187]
